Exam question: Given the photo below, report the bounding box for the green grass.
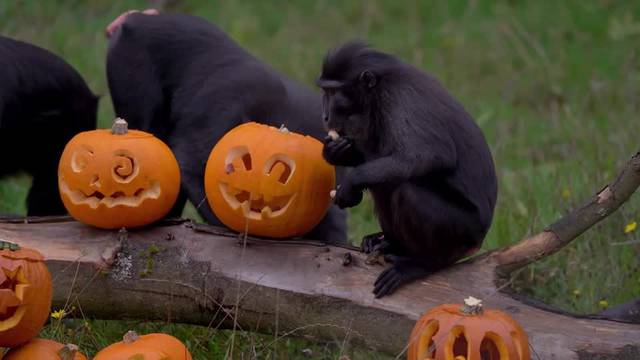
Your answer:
[1,0,639,358]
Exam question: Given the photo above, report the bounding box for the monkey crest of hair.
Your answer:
[320,42,392,85]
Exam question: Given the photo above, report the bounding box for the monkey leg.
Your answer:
[372,183,484,298]
[27,169,67,216]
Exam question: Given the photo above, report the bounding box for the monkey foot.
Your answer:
[373,258,429,298]
[105,8,160,38]
[361,232,387,253]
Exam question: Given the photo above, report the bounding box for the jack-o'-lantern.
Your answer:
[204,122,335,238]
[4,338,87,360]
[0,241,52,348]
[93,330,192,360]
[407,297,530,360]
[58,118,181,229]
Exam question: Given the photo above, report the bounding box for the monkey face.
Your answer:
[321,87,370,142]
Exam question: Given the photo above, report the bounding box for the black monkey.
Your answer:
[106,11,347,243]
[0,35,98,215]
[317,42,498,297]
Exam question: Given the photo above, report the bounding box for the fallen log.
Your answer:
[1,151,639,359]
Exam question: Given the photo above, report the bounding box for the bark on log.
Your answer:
[0,152,638,359]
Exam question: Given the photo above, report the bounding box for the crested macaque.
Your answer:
[0,35,98,215]
[105,11,347,243]
[317,42,498,297]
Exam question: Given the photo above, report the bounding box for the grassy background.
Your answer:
[1,0,639,358]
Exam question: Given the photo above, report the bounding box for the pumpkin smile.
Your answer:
[219,183,295,220]
[59,179,162,209]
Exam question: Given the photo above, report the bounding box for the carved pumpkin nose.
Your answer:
[89,175,101,189]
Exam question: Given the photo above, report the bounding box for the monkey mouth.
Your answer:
[59,180,162,209]
[219,183,294,220]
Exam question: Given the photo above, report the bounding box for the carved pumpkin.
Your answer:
[407,298,530,360]
[0,241,52,348]
[93,330,192,360]
[4,338,87,360]
[58,118,181,229]
[204,122,335,238]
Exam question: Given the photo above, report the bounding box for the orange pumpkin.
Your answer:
[204,122,335,238]
[4,338,87,360]
[93,330,192,360]
[58,118,181,229]
[0,242,52,348]
[407,297,530,360]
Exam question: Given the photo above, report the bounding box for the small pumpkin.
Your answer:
[204,122,336,238]
[0,241,52,348]
[407,297,530,360]
[93,330,192,360]
[4,338,87,360]
[58,118,181,229]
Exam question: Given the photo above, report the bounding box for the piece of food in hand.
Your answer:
[328,130,340,141]
[330,189,337,199]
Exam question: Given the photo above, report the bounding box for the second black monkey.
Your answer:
[106,11,347,243]
[318,42,498,298]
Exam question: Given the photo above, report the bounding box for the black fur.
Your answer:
[0,36,98,215]
[318,42,498,297]
[106,12,347,243]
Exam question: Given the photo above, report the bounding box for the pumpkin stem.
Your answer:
[112,118,129,135]
[278,124,290,133]
[123,330,140,343]
[58,344,79,360]
[0,240,19,251]
[460,296,484,315]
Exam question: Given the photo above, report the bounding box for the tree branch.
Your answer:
[1,219,638,359]
[491,151,640,273]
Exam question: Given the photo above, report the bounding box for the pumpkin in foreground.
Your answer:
[205,122,335,238]
[58,118,181,229]
[93,330,192,360]
[4,338,87,360]
[407,297,530,360]
[0,241,52,348]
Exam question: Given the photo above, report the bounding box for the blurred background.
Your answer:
[0,0,638,358]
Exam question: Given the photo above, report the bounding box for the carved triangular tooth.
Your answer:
[240,200,251,215]
[261,206,272,219]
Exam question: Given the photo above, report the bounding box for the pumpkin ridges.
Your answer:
[94,331,192,360]
[407,301,530,360]
[205,122,335,238]
[0,245,52,347]
[4,338,87,360]
[58,118,181,229]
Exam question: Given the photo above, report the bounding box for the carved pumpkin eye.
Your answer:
[224,146,252,174]
[112,150,139,183]
[264,155,295,185]
[70,145,94,173]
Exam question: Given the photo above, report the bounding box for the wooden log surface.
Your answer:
[1,218,639,359]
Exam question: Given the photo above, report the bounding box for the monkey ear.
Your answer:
[359,70,377,88]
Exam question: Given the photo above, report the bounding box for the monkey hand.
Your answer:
[333,181,363,208]
[322,136,364,167]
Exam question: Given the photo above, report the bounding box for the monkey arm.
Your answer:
[349,151,456,189]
